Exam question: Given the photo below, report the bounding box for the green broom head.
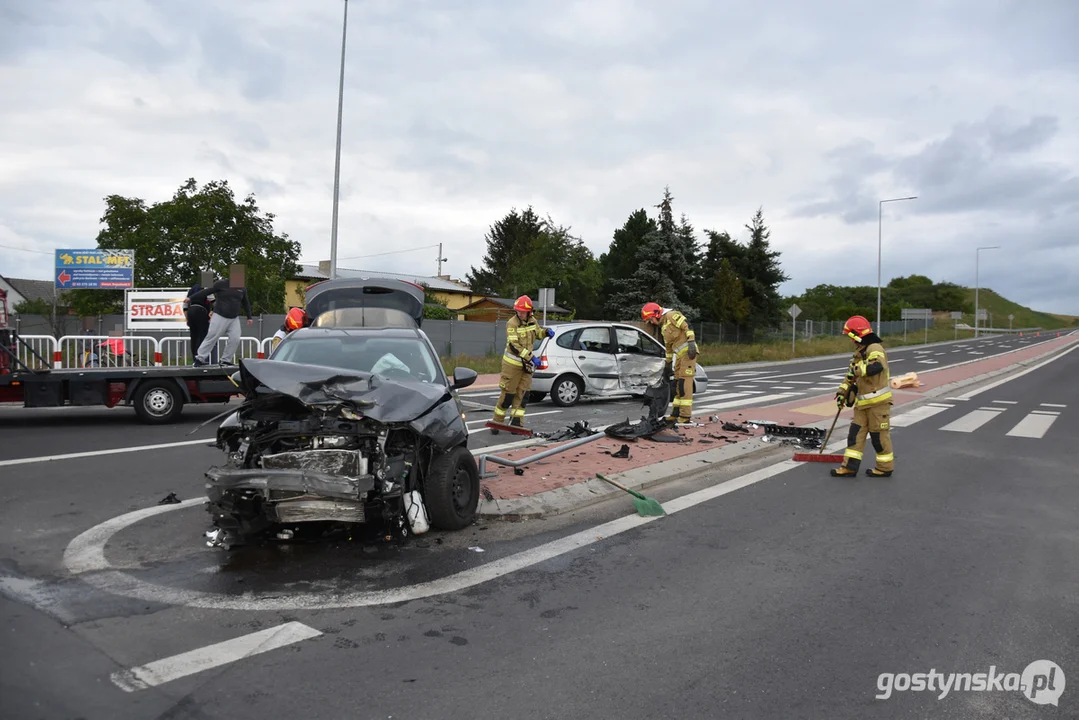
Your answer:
[631,493,666,517]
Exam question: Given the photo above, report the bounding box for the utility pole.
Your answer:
[876,196,918,328]
[437,242,448,277]
[974,245,1000,338]
[328,0,349,281]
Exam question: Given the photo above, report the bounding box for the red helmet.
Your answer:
[641,302,663,322]
[843,315,873,340]
[514,295,533,312]
[285,307,308,331]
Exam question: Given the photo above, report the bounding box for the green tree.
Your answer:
[605,187,699,320]
[709,258,750,324]
[465,207,545,296]
[698,229,747,322]
[503,216,604,318]
[739,207,789,329]
[66,178,300,315]
[600,208,656,301]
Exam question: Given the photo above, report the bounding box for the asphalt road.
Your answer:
[457,332,1067,450]
[1,335,1076,719]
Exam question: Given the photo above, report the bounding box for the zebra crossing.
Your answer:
[892,400,1065,439]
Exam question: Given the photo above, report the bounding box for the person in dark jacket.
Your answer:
[182,283,213,363]
[189,277,253,365]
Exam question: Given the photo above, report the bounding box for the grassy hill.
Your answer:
[962,289,1076,330]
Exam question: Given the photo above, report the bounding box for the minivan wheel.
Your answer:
[527,391,546,404]
[550,375,583,407]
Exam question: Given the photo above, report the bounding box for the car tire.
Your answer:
[550,374,583,407]
[133,380,184,424]
[527,391,546,404]
[425,446,480,531]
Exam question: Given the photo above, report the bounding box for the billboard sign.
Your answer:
[55,249,135,289]
[125,289,190,331]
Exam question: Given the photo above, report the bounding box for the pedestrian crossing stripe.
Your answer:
[894,402,1063,439]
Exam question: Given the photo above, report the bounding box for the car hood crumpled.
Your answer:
[238,358,451,424]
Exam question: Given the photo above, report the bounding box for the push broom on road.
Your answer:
[792,404,846,464]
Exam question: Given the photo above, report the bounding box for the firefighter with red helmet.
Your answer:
[642,301,698,423]
[492,295,554,428]
[832,315,894,478]
[270,307,309,351]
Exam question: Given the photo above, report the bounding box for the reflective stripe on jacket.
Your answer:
[661,310,695,362]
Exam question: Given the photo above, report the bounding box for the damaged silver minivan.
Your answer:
[204,278,480,549]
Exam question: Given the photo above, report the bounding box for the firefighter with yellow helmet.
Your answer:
[492,295,554,428]
[832,315,894,477]
[641,301,698,423]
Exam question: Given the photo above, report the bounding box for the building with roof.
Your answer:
[457,296,572,323]
[0,276,56,312]
[285,261,479,312]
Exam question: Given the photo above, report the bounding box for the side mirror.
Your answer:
[451,366,478,390]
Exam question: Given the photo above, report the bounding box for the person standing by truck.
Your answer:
[189,276,253,366]
[183,281,213,363]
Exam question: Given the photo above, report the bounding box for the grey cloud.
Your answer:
[986,114,1059,154]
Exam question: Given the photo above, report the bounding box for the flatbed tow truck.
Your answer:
[0,289,240,424]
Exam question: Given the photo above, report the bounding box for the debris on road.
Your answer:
[157,492,181,505]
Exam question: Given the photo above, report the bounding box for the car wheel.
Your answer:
[133,380,184,424]
[527,391,546,404]
[425,446,480,531]
[550,375,583,407]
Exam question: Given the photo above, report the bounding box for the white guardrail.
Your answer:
[14,335,276,369]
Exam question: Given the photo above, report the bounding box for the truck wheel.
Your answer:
[424,446,480,531]
[133,380,183,424]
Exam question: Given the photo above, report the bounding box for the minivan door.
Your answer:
[570,326,620,395]
[614,326,665,393]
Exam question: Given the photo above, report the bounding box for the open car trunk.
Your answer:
[304,278,425,329]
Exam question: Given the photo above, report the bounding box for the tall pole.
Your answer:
[329,0,349,281]
[974,245,1000,338]
[876,195,918,329]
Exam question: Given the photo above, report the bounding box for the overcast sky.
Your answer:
[1,0,1076,313]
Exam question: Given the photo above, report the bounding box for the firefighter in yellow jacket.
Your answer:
[642,302,698,423]
[492,296,554,428]
[831,315,894,478]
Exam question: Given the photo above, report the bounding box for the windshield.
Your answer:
[273,335,442,385]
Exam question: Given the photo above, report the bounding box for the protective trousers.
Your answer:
[669,355,695,421]
[841,403,894,473]
[494,360,532,426]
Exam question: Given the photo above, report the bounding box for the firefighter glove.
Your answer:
[531,356,542,367]
[663,360,673,379]
[546,327,555,338]
[687,341,698,360]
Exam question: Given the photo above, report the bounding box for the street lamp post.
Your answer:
[974,245,1000,338]
[329,0,349,281]
[876,196,918,329]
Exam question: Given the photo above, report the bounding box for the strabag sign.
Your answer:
[126,290,190,331]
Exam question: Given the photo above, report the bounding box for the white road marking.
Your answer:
[0,439,214,468]
[822,374,847,380]
[941,409,1005,433]
[954,342,1079,399]
[1005,413,1059,439]
[889,404,953,428]
[917,360,939,365]
[771,386,796,390]
[992,400,1018,405]
[61,458,811,610]
[110,622,322,692]
[695,393,799,412]
[1041,403,1067,408]
[1031,410,1060,415]
[785,381,814,384]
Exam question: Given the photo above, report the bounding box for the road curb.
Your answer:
[477,335,1077,521]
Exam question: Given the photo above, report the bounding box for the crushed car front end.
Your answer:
[205,356,478,549]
